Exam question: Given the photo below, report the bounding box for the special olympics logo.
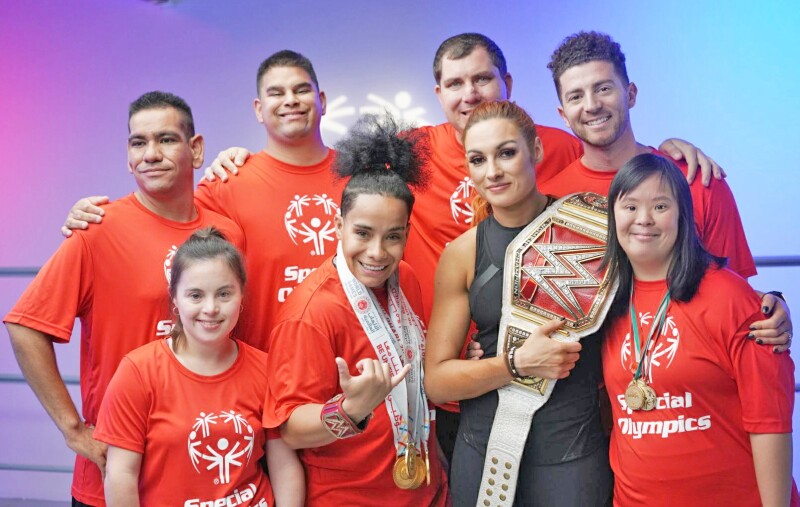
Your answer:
[356,298,370,313]
[284,194,339,256]
[163,245,178,284]
[187,410,255,485]
[620,314,680,383]
[449,177,475,225]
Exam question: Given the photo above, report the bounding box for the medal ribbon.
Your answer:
[629,287,671,382]
[335,243,430,459]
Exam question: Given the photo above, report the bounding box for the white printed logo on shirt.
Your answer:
[284,194,339,256]
[164,244,179,284]
[187,410,255,485]
[620,311,681,383]
[449,177,475,225]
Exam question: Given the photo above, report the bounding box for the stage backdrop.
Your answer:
[1,0,797,500]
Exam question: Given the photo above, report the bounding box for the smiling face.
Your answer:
[254,65,326,143]
[557,60,637,149]
[614,174,679,280]
[172,256,243,347]
[435,47,512,136]
[127,107,203,198]
[464,117,541,212]
[335,194,409,288]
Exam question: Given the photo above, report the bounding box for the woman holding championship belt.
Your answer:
[263,114,447,506]
[425,100,613,507]
[601,153,798,506]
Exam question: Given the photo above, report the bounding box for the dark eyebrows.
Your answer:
[128,129,184,142]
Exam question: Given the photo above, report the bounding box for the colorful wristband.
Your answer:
[320,394,370,439]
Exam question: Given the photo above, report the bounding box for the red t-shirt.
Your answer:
[602,268,798,506]
[407,122,582,323]
[95,339,274,507]
[538,151,756,278]
[196,150,344,352]
[263,259,447,506]
[3,194,245,506]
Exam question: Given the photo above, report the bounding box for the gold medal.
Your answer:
[425,446,431,486]
[642,383,657,411]
[392,445,426,489]
[624,379,645,410]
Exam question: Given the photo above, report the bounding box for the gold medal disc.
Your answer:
[624,380,645,410]
[393,454,426,489]
[642,384,657,411]
[425,447,431,486]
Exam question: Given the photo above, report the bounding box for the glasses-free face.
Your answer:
[464,118,541,214]
[254,65,326,143]
[127,107,203,199]
[435,47,512,136]
[614,174,679,281]
[335,193,409,289]
[172,257,243,346]
[557,60,637,150]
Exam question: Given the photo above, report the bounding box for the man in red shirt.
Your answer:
[5,91,245,506]
[540,31,759,280]
[63,51,343,352]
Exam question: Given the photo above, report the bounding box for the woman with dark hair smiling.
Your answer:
[262,114,447,506]
[602,153,798,506]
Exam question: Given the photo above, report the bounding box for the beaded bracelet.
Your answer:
[506,345,523,378]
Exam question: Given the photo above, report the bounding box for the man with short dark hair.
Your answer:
[540,31,755,278]
[5,91,244,506]
[193,50,343,349]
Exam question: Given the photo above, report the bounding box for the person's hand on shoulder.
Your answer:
[202,147,252,182]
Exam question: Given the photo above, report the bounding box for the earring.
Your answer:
[172,306,179,315]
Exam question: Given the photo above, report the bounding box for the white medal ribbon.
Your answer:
[335,243,430,458]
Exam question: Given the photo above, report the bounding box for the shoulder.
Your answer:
[687,266,761,318]
[276,258,345,322]
[73,195,138,240]
[197,208,246,251]
[438,226,477,280]
[536,124,579,145]
[698,266,757,298]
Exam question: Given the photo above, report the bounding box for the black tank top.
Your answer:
[463,214,606,465]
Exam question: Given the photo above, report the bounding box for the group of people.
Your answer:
[4,29,797,507]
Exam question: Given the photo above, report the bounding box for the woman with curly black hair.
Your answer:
[262,113,448,505]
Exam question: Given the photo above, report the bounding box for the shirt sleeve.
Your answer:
[695,178,757,278]
[263,318,339,429]
[94,356,150,454]
[3,234,93,342]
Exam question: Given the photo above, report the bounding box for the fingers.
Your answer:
[335,357,352,384]
[683,148,701,185]
[539,317,567,335]
[390,364,412,388]
[203,166,217,182]
[466,340,484,360]
[233,150,249,166]
[219,156,240,176]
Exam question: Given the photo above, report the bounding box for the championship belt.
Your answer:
[477,192,618,507]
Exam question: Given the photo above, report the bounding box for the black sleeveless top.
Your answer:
[463,214,606,465]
